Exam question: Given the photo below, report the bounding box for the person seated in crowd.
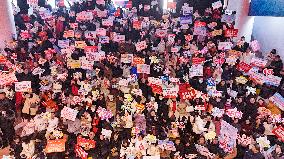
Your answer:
[0,0,283,158]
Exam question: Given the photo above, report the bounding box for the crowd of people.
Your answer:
[0,0,283,158]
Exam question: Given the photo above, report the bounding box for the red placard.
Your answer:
[272,126,284,141]
[236,62,252,73]
[46,139,67,153]
[224,29,238,37]
[75,144,88,159]
[194,21,206,27]
[192,57,205,65]
[84,46,98,53]
[155,29,167,38]
[185,34,193,41]
[132,57,145,65]
[133,21,142,30]
[77,136,96,149]
[114,8,121,17]
[151,85,163,95]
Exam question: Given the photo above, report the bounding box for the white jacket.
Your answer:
[193,116,208,134]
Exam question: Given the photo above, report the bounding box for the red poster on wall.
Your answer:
[224,29,238,37]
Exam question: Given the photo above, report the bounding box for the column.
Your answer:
[0,0,16,49]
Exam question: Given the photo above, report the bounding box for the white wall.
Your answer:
[227,0,255,41]
[252,17,284,58]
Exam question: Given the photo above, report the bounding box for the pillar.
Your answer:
[0,0,16,49]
